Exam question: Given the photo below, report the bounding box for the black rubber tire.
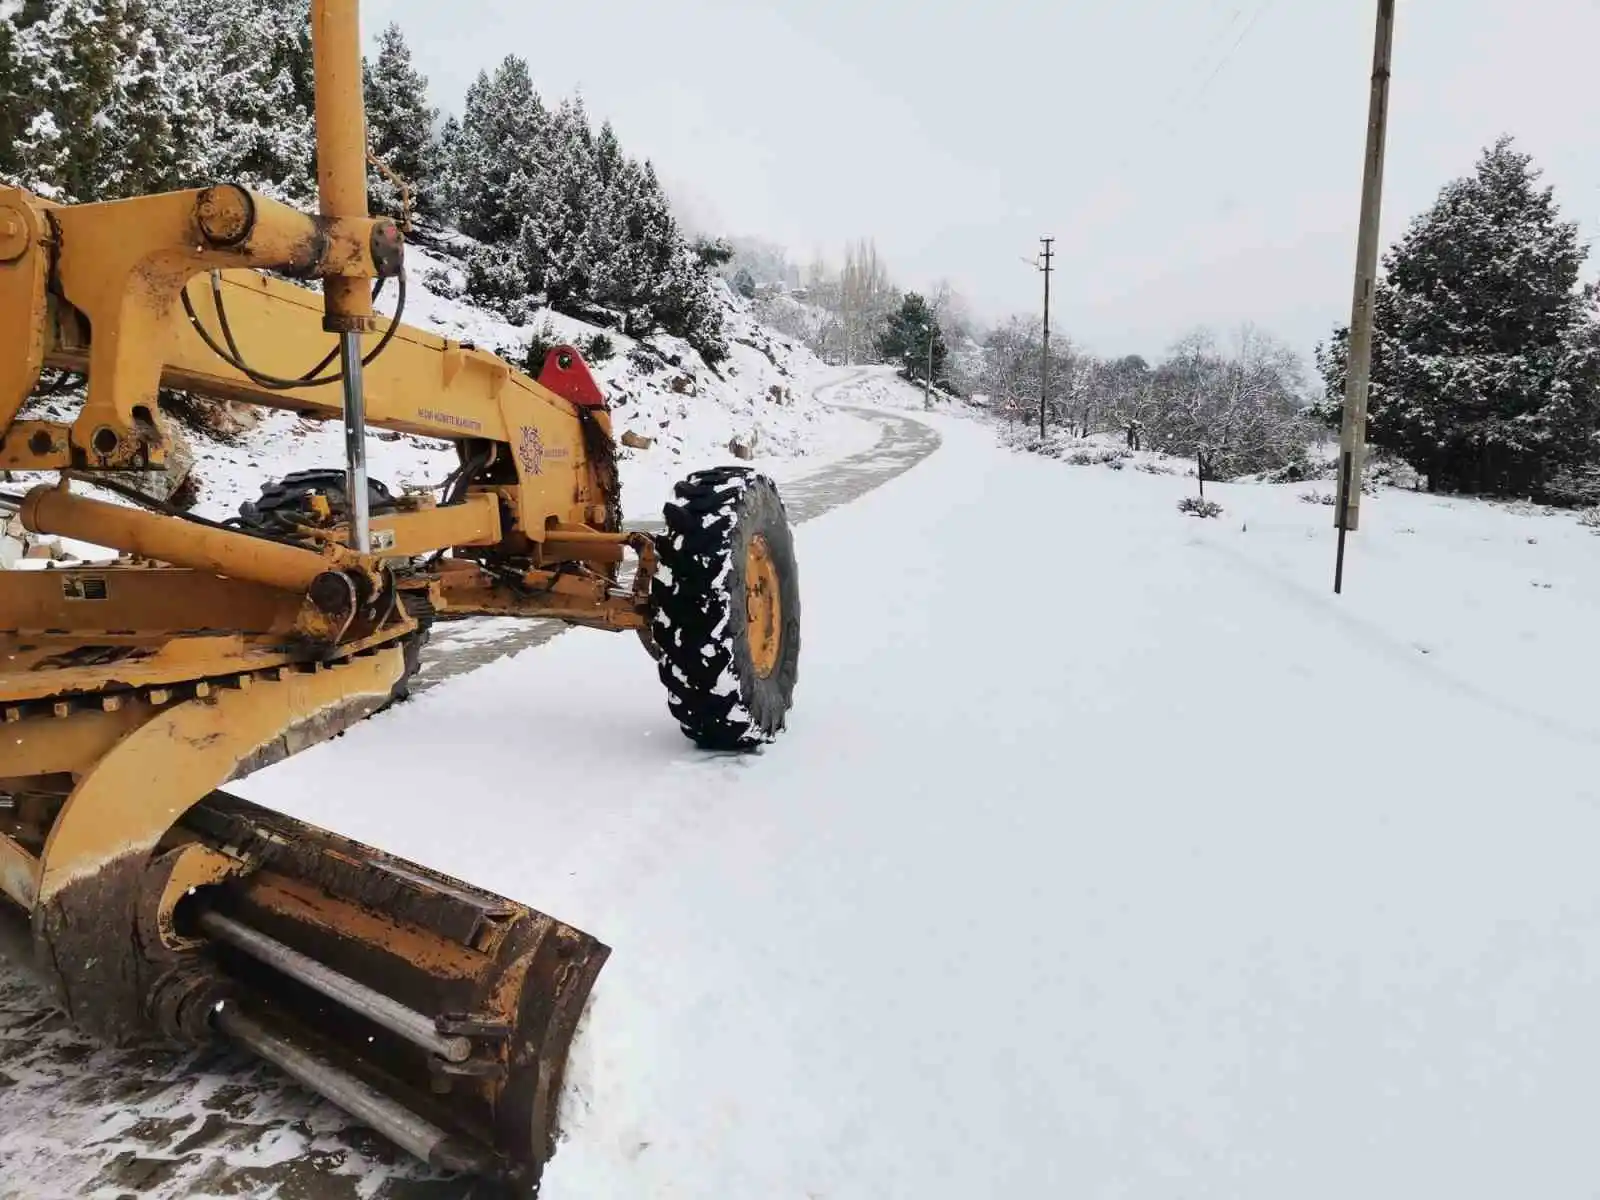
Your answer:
[385,591,434,706]
[236,468,399,539]
[652,467,800,750]
[240,470,428,706]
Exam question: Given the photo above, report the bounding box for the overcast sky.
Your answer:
[363,0,1600,359]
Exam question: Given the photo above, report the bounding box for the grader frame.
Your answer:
[0,0,801,1188]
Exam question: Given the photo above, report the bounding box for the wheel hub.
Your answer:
[745,534,781,679]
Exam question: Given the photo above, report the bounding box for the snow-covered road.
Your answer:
[262,391,1600,1198]
[8,376,1600,1198]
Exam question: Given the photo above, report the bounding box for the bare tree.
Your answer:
[979,315,1312,473]
[837,238,896,364]
[1143,326,1311,476]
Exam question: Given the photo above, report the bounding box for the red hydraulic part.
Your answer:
[537,345,607,409]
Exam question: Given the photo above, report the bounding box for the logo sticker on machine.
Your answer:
[516,428,569,476]
[518,426,544,474]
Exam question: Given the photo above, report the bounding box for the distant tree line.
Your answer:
[974,135,1600,498]
[0,1,730,362]
[977,320,1314,480]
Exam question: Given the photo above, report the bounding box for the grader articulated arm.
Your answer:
[0,0,801,1188]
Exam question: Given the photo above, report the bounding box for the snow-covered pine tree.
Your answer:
[10,0,121,201]
[650,235,728,364]
[1314,136,1600,498]
[452,56,546,245]
[9,0,208,201]
[0,2,27,183]
[587,156,725,360]
[877,292,948,384]
[591,155,652,324]
[436,113,463,215]
[363,21,442,222]
[522,96,600,312]
[612,160,681,326]
[102,0,208,197]
[583,118,628,312]
[454,56,550,312]
[178,0,316,204]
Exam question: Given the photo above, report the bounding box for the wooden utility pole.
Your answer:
[1334,0,1396,594]
[1036,237,1054,439]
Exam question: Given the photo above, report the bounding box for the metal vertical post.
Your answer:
[1038,237,1054,440]
[1333,0,1397,590]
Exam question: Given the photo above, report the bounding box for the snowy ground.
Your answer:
[265,376,1600,1196]
[9,371,1600,1197]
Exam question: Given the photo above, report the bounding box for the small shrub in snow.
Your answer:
[1300,490,1337,506]
[583,333,617,363]
[1544,465,1600,509]
[628,345,663,375]
[1136,461,1174,476]
[1067,450,1096,466]
[420,265,464,299]
[1368,454,1422,491]
[1264,455,1321,484]
[1577,507,1600,530]
[1178,496,1224,519]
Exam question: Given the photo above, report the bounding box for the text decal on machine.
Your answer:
[418,408,484,433]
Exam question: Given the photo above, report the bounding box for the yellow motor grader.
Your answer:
[0,1,799,1188]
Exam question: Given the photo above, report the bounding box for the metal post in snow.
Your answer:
[1333,0,1397,592]
[1037,237,1054,440]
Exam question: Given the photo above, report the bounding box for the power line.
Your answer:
[1155,4,1247,111]
[1190,0,1280,105]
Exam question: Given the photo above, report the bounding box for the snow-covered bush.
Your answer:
[1178,496,1223,518]
[1543,464,1600,509]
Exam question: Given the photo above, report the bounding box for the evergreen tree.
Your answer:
[692,236,733,270]
[10,0,121,201]
[594,119,623,187]
[1314,137,1600,497]
[436,113,463,215]
[103,0,207,197]
[0,3,27,183]
[878,293,948,383]
[180,0,316,204]
[522,96,600,310]
[451,56,546,245]
[363,21,442,221]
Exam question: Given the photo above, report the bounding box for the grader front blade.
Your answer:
[0,632,607,1188]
